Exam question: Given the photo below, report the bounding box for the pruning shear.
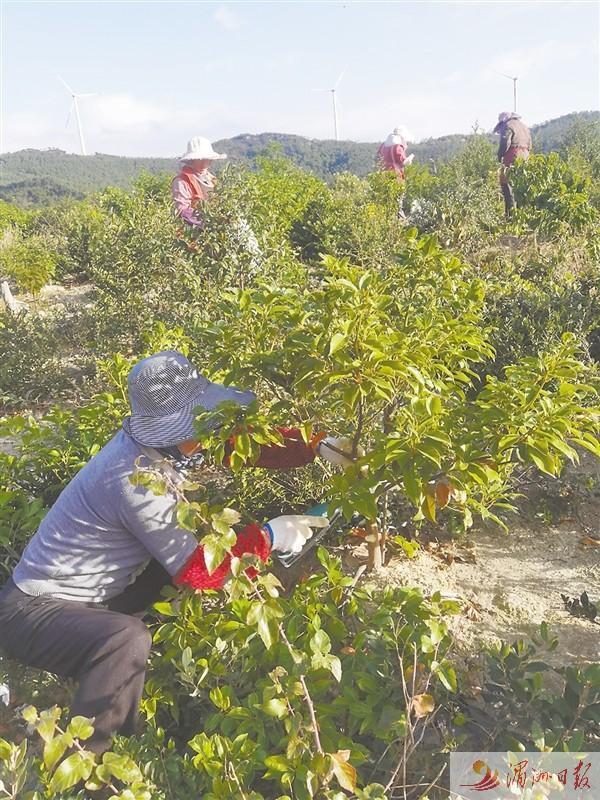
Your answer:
[273,479,397,568]
[273,502,345,569]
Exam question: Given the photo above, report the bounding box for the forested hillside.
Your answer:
[1,111,597,206]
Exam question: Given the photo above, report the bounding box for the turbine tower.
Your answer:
[58,75,96,155]
[316,68,346,140]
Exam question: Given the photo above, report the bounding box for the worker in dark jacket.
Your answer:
[0,351,352,753]
[493,111,532,217]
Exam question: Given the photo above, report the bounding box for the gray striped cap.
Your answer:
[125,350,256,448]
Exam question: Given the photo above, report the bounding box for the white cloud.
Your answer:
[1,93,228,156]
[3,110,54,142]
[336,92,454,143]
[85,93,167,133]
[213,6,242,31]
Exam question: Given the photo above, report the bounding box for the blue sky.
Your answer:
[2,1,598,156]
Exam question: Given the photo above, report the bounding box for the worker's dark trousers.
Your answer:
[0,560,171,753]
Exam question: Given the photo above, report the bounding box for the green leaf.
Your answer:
[525,444,557,476]
[329,333,347,356]
[264,754,293,772]
[101,752,144,784]
[153,601,175,616]
[218,507,242,526]
[584,663,600,685]
[310,629,331,656]
[209,686,231,711]
[566,729,585,752]
[325,654,342,682]
[235,432,252,458]
[181,646,193,671]
[247,600,282,650]
[176,502,201,532]
[571,435,600,458]
[22,706,38,725]
[531,720,545,750]
[43,735,69,773]
[262,698,288,719]
[435,660,457,692]
[393,535,420,558]
[427,619,445,646]
[211,511,237,536]
[299,420,313,444]
[149,477,168,496]
[546,434,579,463]
[356,784,387,799]
[49,752,94,794]
[202,529,236,574]
[229,450,245,473]
[422,492,436,523]
[67,716,94,742]
[402,465,422,505]
[0,739,13,760]
[36,707,62,743]
[258,572,283,598]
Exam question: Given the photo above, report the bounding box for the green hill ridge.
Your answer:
[1,111,597,207]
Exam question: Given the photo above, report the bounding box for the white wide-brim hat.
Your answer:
[124,351,255,448]
[180,136,227,162]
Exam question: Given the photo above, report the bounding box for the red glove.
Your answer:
[174,524,271,590]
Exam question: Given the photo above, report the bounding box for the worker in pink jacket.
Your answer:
[172,135,262,273]
[171,136,227,229]
[377,126,415,182]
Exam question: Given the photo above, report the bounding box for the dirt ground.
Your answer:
[349,455,600,668]
[360,522,599,666]
[10,282,94,313]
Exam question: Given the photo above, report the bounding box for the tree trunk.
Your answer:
[1,281,20,314]
[366,522,385,571]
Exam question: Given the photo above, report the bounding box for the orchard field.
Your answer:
[0,122,599,799]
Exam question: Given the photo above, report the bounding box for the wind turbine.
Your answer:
[496,71,518,113]
[58,75,96,155]
[316,68,346,141]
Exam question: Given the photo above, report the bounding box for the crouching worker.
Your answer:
[0,351,352,754]
[493,111,532,218]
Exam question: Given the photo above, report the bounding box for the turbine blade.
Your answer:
[334,67,347,89]
[77,92,97,98]
[58,74,75,95]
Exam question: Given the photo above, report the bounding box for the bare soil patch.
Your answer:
[360,521,599,666]
[350,455,600,667]
[19,282,95,315]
